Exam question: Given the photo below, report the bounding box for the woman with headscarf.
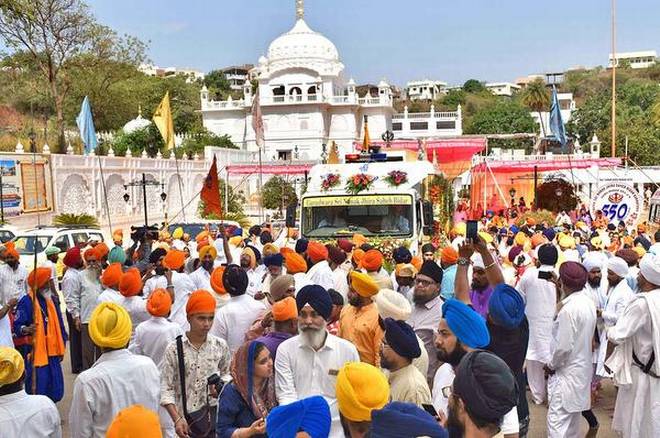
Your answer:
[216,340,277,438]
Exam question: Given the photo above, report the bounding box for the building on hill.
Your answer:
[608,50,657,69]
[200,1,462,162]
[138,64,205,83]
[405,79,448,101]
[485,82,521,97]
[219,65,255,90]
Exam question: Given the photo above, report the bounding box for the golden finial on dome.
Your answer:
[296,0,304,20]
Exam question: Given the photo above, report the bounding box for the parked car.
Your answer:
[0,225,17,243]
[12,226,105,276]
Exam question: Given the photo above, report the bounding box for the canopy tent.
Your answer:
[469,156,622,216]
[353,137,486,179]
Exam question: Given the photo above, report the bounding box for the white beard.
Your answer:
[299,327,327,350]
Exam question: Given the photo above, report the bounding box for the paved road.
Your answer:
[56,349,618,438]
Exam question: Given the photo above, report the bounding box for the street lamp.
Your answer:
[123,173,166,227]
[509,187,517,207]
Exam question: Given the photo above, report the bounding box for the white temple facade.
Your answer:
[200,0,461,161]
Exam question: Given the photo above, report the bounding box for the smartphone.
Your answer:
[466,220,478,240]
[421,403,438,417]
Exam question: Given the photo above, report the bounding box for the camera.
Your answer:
[130,225,160,243]
[207,373,224,394]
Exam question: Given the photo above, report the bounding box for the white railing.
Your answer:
[204,100,245,110]
[392,111,459,120]
[358,97,387,105]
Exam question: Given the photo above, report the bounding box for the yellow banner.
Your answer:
[303,194,412,208]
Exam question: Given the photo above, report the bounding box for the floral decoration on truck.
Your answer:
[384,170,408,187]
[320,173,341,192]
[345,173,376,195]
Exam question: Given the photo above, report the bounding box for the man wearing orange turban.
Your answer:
[361,249,392,289]
[118,268,149,336]
[98,263,124,304]
[338,271,384,366]
[0,240,27,352]
[161,289,231,437]
[162,249,185,271]
[254,296,299,358]
[352,233,367,248]
[107,404,162,438]
[351,249,365,269]
[305,242,334,291]
[284,252,307,275]
[13,267,67,402]
[440,246,459,300]
[131,288,182,403]
[95,242,110,261]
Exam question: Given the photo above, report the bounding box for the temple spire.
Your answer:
[296,0,304,20]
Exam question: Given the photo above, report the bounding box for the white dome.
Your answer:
[267,19,339,63]
[123,113,152,133]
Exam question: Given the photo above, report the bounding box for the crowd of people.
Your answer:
[0,215,659,438]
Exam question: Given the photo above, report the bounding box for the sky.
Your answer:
[88,0,660,86]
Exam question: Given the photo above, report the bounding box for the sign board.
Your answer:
[590,182,642,227]
[0,153,53,218]
[303,194,412,208]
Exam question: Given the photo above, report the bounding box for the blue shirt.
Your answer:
[216,383,266,438]
[440,264,457,300]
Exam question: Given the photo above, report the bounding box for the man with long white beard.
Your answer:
[606,253,660,438]
[274,284,359,438]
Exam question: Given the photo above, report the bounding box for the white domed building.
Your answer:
[200,1,398,161]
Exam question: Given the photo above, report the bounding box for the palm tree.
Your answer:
[521,78,551,137]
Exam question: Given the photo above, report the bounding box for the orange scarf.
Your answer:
[31,292,66,367]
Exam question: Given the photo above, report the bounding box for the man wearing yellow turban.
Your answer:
[188,244,220,296]
[69,302,161,437]
[12,267,66,402]
[338,272,384,366]
[336,362,390,437]
[0,347,62,437]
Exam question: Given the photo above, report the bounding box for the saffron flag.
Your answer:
[76,96,98,154]
[201,155,223,217]
[362,115,371,151]
[251,87,265,148]
[153,91,176,149]
[549,86,567,150]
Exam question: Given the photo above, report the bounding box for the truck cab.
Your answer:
[299,152,435,254]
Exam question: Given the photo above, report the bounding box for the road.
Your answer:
[55,350,618,438]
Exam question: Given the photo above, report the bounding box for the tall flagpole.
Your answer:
[611,0,617,158]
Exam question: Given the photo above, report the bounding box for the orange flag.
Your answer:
[201,156,222,217]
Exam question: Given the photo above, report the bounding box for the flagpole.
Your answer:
[96,154,113,236]
[28,126,39,395]
[611,0,617,157]
[259,145,264,224]
[172,146,187,222]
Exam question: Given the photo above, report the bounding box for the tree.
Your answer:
[261,176,297,214]
[0,0,146,152]
[204,70,232,100]
[520,78,550,137]
[465,99,537,136]
[463,79,486,93]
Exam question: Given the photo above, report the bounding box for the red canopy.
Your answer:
[471,157,621,173]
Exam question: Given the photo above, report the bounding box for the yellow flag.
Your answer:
[362,115,371,151]
[153,91,175,149]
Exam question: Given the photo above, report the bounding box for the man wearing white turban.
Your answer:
[597,257,635,377]
[606,253,660,438]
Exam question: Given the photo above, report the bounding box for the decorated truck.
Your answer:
[295,151,437,254]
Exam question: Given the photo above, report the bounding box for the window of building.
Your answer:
[272,86,285,96]
[278,150,292,160]
[410,122,428,130]
[392,122,402,131]
[436,121,455,129]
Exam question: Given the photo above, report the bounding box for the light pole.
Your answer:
[123,173,167,228]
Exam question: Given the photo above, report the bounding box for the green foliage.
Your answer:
[204,70,232,100]
[435,89,466,110]
[520,78,551,112]
[465,99,537,136]
[52,213,99,228]
[463,79,486,93]
[109,125,164,157]
[179,128,238,158]
[261,176,298,212]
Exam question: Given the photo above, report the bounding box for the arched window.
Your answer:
[272,86,285,96]
[290,87,302,95]
[307,86,317,95]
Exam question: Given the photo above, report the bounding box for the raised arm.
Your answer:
[455,241,474,305]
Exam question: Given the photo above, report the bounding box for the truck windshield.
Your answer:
[301,194,414,238]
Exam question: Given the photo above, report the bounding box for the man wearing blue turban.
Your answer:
[266,396,331,438]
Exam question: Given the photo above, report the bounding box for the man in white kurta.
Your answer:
[0,347,62,437]
[596,257,634,377]
[517,243,558,404]
[305,259,335,292]
[210,289,265,353]
[606,253,660,438]
[545,262,597,438]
